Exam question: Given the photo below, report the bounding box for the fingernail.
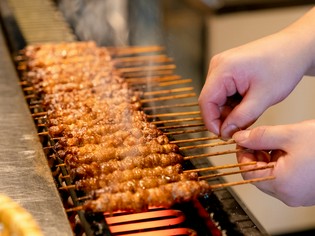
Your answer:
[233,130,250,142]
[222,124,239,139]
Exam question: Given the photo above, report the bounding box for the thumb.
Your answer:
[220,95,268,138]
[232,125,288,151]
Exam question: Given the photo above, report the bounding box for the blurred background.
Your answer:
[55,1,315,235]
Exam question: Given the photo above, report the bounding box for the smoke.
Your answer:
[57,0,129,46]
[56,0,164,47]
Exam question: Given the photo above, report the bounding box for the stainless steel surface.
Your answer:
[7,0,75,44]
[0,26,73,235]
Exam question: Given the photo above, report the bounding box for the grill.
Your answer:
[0,0,271,235]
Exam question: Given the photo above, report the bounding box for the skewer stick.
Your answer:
[143,87,194,96]
[23,87,34,91]
[56,163,66,167]
[210,176,275,189]
[25,94,37,99]
[165,128,208,135]
[143,102,199,111]
[66,206,84,213]
[179,139,235,150]
[60,175,71,179]
[171,136,220,144]
[199,165,274,180]
[141,93,196,103]
[59,185,76,190]
[158,123,204,130]
[184,162,257,173]
[32,112,47,117]
[38,131,49,136]
[147,111,200,118]
[122,70,174,78]
[108,45,164,56]
[184,149,240,160]
[29,104,42,109]
[117,64,176,74]
[29,100,43,105]
[77,196,92,201]
[151,117,203,125]
[127,75,181,84]
[157,79,192,87]
[19,81,29,86]
[114,55,172,65]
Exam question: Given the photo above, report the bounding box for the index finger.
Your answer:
[198,73,236,135]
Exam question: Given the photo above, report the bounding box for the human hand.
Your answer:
[233,120,315,206]
[199,15,315,138]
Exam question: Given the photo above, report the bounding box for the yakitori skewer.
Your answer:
[164,128,208,136]
[209,176,275,189]
[147,111,200,118]
[143,87,194,97]
[141,93,196,103]
[170,136,220,144]
[107,45,165,56]
[184,149,240,160]
[143,102,199,111]
[157,123,204,130]
[117,64,176,74]
[179,139,236,151]
[126,75,181,84]
[184,162,257,173]
[199,165,275,180]
[151,117,203,125]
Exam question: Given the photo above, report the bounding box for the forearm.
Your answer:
[280,7,315,76]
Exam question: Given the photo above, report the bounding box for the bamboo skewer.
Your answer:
[56,163,66,167]
[199,165,274,180]
[143,87,194,96]
[29,104,42,109]
[117,64,176,74]
[127,75,181,84]
[107,46,165,56]
[184,162,257,173]
[19,81,29,86]
[32,112,47,117]
[38,131,49,136]
[143,102,199,111]
[25,94,37,99]
[179,139,235,151]
[147,111,200,118]
[151,117,203,125]
[209,176,275,189]
[141,93,196,103]
[123,70,175,78]
[157,79,192,87]
[114,55,173,65]
[60,175,71,179]
[164,128,208,135]
[184,149,240,160]
[170,136,220,144]
[158,123,204,130]
[23,87,34,92]
[59,185,76,190]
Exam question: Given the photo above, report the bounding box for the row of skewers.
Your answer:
[17,41,274,214]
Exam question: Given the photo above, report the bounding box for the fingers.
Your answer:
[232,125,289,151]
[236,148,277,195]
